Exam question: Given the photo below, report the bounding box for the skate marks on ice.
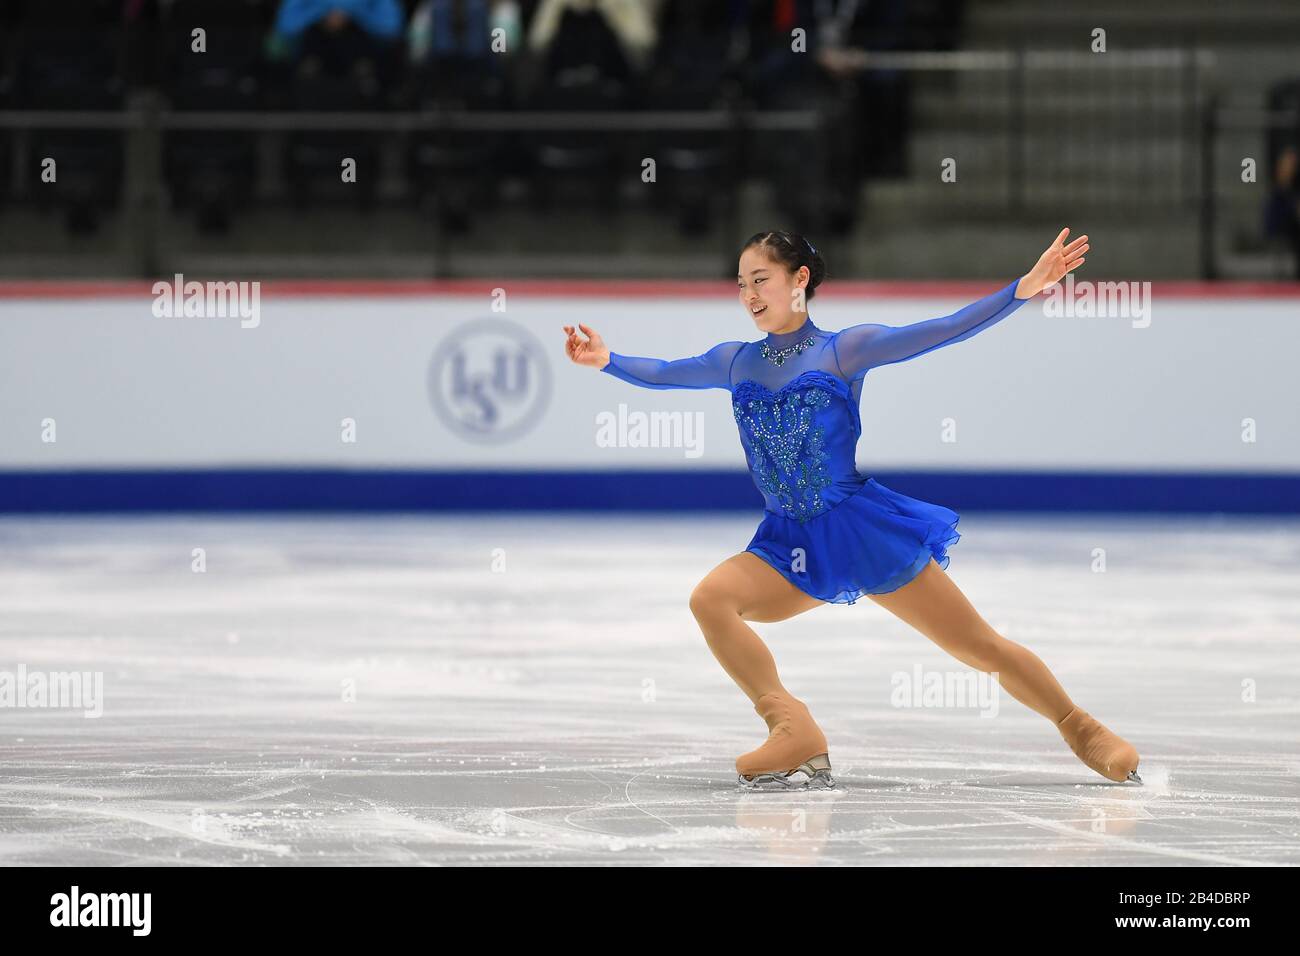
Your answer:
[0,514,1297,865]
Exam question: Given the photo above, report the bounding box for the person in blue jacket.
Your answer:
[272,0,403,41]
[565,228,1143,791]
[267,0,404,73]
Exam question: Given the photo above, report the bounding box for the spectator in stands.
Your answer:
[1264,145,1300,279]
[648,0,744,106]
[813,0,910,178]
[527,0,658,77]
[737,0,820,106]
[272,0,402,43]
[408,0,523,65]
[267,0,404,80]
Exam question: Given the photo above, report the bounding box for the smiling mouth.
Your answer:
[751,304,767,316]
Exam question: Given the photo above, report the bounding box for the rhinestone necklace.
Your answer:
[760,320,817,367]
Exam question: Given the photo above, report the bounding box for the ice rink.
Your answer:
[1,512,1297,866]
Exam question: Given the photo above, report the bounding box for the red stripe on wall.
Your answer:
[0,279,1298,299]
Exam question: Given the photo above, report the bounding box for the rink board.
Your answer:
[1,282,1296,511]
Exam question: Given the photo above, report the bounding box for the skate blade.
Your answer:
[1126,769,1143,784]
[737,755,836,792]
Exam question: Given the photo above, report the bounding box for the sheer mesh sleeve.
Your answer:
[832,278,1029,381]
[600,341,745,391]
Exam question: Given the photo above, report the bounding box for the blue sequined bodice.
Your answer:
[731,370,867,523]
[598,280,1031,522]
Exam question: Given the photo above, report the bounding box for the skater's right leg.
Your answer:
[688,551,823,703]
[690,552,833,786]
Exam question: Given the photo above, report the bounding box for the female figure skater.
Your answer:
[563,228,1141,791]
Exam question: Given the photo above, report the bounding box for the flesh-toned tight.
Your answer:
[688,552,1075,724]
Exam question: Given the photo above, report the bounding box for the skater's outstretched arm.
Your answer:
[564,322,743,390]
[831,227,1090,381]
[601,342,745,391]
[831,279,1028,380]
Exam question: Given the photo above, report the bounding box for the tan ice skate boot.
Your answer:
[735,692,835,790]
[1056,706,1142,783]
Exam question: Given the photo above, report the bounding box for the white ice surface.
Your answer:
[0,512,1297,866]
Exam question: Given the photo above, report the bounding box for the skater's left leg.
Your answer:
[870,559,1140,781]
[868,559,1073,722]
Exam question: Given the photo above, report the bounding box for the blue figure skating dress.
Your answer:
[601,279,1031,604]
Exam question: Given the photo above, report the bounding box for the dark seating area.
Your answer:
[158,0,265,233]
[7,0,127,233]
[0,0,942,237]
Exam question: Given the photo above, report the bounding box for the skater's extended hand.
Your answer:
[563,323,610,370]
[1015,227,1089,299]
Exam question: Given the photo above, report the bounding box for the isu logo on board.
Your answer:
[428,319,551,443]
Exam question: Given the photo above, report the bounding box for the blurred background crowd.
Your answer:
[0,0,1298,280]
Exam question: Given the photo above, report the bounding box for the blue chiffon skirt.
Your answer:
[745,478,961,605]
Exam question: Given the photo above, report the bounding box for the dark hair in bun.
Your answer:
[741,230,828,300]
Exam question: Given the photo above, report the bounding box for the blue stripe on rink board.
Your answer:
[2,470,1300,513]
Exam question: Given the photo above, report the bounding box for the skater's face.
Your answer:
[737,246,811,334]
